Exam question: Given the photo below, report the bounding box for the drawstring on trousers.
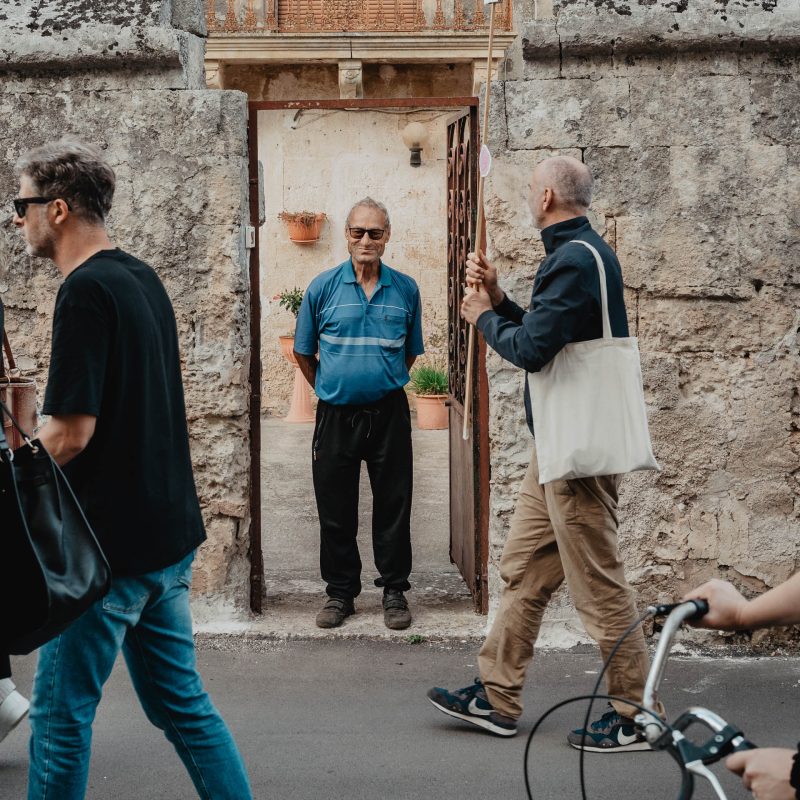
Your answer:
[350,408,380,439]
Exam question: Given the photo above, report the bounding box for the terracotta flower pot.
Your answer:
[284,214,324,243]
[279,334,297,366]
[277,335,314,423]
[414,394,448,430]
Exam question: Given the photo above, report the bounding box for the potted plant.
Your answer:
[278,211,326,243]
[409,364,449,430]
[274,287,304,365]
[273,287,314,423]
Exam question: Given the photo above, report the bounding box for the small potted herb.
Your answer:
[409,364,449,430]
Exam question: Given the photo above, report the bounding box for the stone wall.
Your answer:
[258,107,450,414]
[0,1,251,599]
[485,0,800,631]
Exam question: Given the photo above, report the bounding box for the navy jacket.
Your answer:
[475,216,629,435]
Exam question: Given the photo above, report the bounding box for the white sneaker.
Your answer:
[0,690,30,742]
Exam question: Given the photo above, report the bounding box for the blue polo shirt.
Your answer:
[294,259,425,405]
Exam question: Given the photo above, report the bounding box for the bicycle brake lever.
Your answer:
[686,761,729,800]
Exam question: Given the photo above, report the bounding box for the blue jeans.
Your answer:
[28,552,253,800]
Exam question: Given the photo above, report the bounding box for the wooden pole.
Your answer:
[462,0,497,441]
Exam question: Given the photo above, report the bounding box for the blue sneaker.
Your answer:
[567,706,650,752]
[427,679,517,737]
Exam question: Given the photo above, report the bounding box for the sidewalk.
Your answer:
[3,638,797,799]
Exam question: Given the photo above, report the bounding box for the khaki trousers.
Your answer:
[478,449,651,720]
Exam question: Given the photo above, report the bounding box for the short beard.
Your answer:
[25,225,56,261]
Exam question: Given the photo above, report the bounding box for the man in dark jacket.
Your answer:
[12,138,252,799]
[428,156,659,750]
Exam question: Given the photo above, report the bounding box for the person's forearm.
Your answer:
[294,353,318,389]
[739,572,800,629]
[37,419,88,466]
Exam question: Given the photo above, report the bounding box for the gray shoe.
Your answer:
[316,597,355,628]
[383,589,412,630]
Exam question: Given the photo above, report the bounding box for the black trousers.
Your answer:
[0,652,10,679]
[312,389,413,600]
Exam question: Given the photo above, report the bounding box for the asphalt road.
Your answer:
[2,638,797,800]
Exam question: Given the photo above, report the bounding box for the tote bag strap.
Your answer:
[572,240,612,340]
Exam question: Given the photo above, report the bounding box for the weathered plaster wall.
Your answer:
[0,1,251,599]
[258,108,450,414]
[224,63,472,100]
[485,0,800,635]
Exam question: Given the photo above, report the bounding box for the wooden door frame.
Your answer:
[246,96,486,613]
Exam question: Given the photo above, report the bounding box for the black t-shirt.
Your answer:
[43,249,205,576]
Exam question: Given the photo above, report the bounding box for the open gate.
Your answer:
[446,107,489,614]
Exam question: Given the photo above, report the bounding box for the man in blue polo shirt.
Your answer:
[294,197,424,630]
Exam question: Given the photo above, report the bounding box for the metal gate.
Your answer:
[446,107,489,614]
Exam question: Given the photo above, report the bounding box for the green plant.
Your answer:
[409,364,448,396]
[406,634,426,644]
[278,211,326,225]
[275,287,304,319]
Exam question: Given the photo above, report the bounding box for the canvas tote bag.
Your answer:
[528,240,659,484]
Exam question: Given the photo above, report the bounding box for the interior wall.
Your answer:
[257,107,452,414]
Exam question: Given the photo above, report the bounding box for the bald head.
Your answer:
[528,156,594,229]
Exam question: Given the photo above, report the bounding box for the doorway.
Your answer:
[246,98,488,619]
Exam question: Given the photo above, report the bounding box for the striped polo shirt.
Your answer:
[294,259,425,405]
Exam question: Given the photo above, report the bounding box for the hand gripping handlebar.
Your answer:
[634,600,756,800]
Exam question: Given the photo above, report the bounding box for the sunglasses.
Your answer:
[12,196,67,218]
[347,227,385,241]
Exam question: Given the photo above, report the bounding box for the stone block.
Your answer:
[560,53,615,80]
[168,0,207,35]
[585,145,670,218]
[485,81,508,151]
[738,51,800,76]
[504,78,632,149]
[637,291,796,355]
[616,142,800,295]
[750,75,800,145]
[613,51,739,79]
[630,76,751,146]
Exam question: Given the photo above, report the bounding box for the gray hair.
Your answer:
[539,156,593,210]
[16,137,115,224]
[346,197,391,228]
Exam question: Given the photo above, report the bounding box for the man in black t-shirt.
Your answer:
[12,138,252,799]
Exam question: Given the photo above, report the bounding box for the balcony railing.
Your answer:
[207,0,513,33]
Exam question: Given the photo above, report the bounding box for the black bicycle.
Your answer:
[525,600,757,800]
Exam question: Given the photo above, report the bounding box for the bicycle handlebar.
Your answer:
[641,600,709,726]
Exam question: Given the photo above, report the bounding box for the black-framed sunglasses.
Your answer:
[12,197,68,218]
[347,226,385,241]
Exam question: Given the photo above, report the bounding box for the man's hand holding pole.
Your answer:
[461,250,502,326]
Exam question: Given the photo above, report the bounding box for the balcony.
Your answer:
[207,0,513,34]
[204,0,516,95]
